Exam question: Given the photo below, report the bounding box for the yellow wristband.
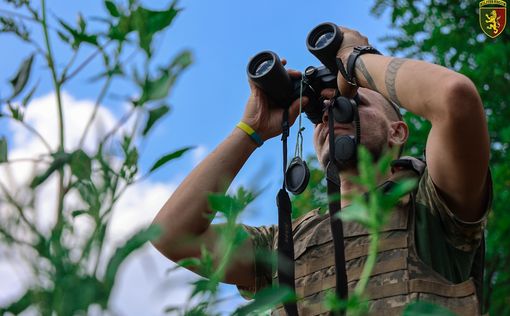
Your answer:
[236,121,264,147]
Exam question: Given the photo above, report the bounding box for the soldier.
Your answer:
[151,26,491,315]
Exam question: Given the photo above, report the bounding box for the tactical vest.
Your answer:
[272,161,481,316]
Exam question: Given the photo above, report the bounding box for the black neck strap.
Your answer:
[327,105,348,316]
[276,102,355,316]
[277,107,298,316]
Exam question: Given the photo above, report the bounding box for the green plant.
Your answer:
[166,147,425,315]
[0,0,192,314]
[370,1,509,314]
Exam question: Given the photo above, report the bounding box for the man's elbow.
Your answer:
[150,213,173,259]
[441,74,484,122]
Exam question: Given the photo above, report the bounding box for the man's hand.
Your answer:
[334,26,370,97]
[242,60,308,141]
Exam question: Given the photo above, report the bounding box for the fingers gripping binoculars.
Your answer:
[246,22,361,172]
[247,22,350,124]
[248,23,361,314]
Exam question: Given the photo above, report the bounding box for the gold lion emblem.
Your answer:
[485,10,502,34]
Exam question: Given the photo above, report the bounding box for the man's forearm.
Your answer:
[152,127,258,248]
[353,54,478,122]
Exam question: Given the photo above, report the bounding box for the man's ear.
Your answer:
[388,121,408,148]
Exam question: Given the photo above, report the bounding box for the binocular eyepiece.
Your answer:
[247,22,343,124]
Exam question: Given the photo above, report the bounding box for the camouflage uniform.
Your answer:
[239,164,491,315]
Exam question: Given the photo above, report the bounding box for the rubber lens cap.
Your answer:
[285,157,310,195]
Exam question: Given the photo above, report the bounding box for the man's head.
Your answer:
[313,87,408,170]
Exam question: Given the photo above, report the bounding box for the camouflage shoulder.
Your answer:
[292,208,322,231]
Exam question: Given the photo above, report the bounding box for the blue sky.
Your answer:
[0,1,395,314]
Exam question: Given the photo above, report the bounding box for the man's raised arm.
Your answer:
[336,26,490,222]
[151,75,305,288]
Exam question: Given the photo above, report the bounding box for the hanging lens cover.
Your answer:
[285,156,310,195]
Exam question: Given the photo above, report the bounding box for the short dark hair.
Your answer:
[384,99,403,122]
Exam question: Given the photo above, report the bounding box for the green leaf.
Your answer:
[138,71,172,104]
[208,195,242,220]
[105,0,120,17]
[338,201,372,227]
[77,13,86,32]
[176,257,200,269]
[209,187,257,221]
[71,209,88,218]
[183,303,209,316]
[148,146,193,173]
[9,54,34,100]
[233,226,248,245]
[403,301,456,316]
[0,137,7,163]
[381,178,418,210]
[57,30,70,44]
[357,146,376,188]
[30,151,73,188]
[75,181,100,216]
[233,286,296,316]
[58,18,98,49]
[132,4,180,56]
[70,149,92,180]
[8,104,23,121]
[135,50,192,105]
[21,81,38,107]
[190,278,219,298]
[104,225,162,289]
[142,104,170,135]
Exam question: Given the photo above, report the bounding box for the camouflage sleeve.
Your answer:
[415,167,492,252]
[236,224,277,298]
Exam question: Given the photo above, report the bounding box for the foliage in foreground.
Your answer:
[0,0,192,314]
[370,1,509,314]
[170,147,451,315]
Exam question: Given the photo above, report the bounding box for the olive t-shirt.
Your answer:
[239,167,491,295]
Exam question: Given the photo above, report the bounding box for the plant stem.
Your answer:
[41,0,65,228]
[0,181,42,238]
[78,74,113,148]
[41,0,64,150]
[2,116,53,152]
[354,231,379,297]
[100,107,136,146]
[59,49,79,83]
[0,8,38,22]
[41,2,67,312]
[63,41,112,82]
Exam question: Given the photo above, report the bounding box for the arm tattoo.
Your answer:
[385,58,407,107]
[355,58,379,91]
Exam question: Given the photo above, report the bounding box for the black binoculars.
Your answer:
[247,22,344,124]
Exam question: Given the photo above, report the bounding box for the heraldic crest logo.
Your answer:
[480,0,507,38]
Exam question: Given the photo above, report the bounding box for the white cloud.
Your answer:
[0,91,202,315]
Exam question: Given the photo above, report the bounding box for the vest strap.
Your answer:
[409,279,476,298]
[295,235,408,278]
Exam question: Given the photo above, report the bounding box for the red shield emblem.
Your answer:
[480,0,507,38]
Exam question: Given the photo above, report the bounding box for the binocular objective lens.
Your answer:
[314,31,334,49]
[254,59,274,76]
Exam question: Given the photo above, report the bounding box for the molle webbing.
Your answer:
[295,234,408,278]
